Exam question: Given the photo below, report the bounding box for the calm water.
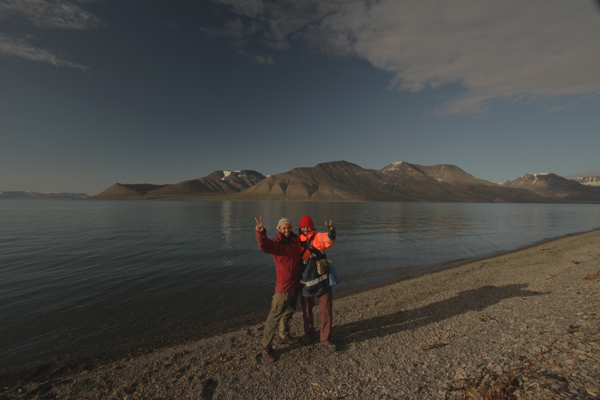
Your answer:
[1,199,599,373]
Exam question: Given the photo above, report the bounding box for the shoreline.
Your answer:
[335,227,600,301]
[2,228,599,399]
[3,229,593,377]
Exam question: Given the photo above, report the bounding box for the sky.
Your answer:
[1,0,600,195]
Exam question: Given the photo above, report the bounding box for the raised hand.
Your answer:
[325,220,336,239]
[255,216,265,232]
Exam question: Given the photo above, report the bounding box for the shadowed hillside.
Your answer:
[88,171,265,200]
[235,161,387,201]
[502,173,600,203]
[89,184,170,200]
[380,162,547,203]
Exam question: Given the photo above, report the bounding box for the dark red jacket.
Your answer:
[256,230,302,293]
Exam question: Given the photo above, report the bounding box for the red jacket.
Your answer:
[256,230,302,293]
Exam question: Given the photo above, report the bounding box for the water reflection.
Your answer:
[1,200,599,373]
[221,201,233,249]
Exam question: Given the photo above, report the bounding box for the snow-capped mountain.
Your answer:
[571,176,600,187]
[204,170,266,190]
[502,173,600,202]
[381,161,493,185]
[90,170,266,199]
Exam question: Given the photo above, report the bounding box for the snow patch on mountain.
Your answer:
[572,176,600,187]
[381,161,410,172]
[221,170,244,181]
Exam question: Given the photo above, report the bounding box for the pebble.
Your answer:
[1,229,600,400]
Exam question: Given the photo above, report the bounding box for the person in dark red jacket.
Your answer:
[255,216,302,362]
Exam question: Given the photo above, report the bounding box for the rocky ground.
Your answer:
[1,229,599,400]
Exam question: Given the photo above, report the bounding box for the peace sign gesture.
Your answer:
[255,216,265,232]
[325,220,336,239]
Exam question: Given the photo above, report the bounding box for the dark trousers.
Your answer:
[301,290,333,345]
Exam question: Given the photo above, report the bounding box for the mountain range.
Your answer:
[88,161,600,204]
[0,191,90,200]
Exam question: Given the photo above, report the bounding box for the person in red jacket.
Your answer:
[298,215,337,351]
[255,216,302,362]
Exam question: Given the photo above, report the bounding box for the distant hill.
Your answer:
[0,191,89,200]
[381,162,493,185]
[146,170,265,199]
[88,170,266,200]
[571,176,600,187]
[88,161,600,203]
[204,170,266,190]
[88,184,170,200]
[379,162,545,203]
[234,161,385,201]
[502,173,600,203]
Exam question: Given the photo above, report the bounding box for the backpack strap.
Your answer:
[301,233,326,259]
[300,234,314,258]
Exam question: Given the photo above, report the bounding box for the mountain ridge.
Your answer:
[502,173,600,203]
[87,160,600,203]
[0,191,90,200]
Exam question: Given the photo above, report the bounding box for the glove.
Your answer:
[326,223,336,240]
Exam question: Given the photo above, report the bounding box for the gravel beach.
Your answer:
[2,229,599,400]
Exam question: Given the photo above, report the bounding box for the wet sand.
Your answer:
[1,229,599,399]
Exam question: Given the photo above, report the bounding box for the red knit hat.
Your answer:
[300,215,315,230]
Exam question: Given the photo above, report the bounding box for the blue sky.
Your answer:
[1,0,600,195]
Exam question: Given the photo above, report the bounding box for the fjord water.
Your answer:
[1,199,599,373]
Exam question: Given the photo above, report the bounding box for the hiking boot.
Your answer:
[261,346,276,363]
[278,335,300,345]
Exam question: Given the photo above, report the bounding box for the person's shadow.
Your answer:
[335,284,544,346]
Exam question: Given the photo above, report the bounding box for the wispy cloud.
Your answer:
[0,0,101,68]
[211,0,600,114]
[0,0,101,29]
[564,169,600,179]
[0,33,88,69]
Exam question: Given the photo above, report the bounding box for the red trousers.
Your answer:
[301,290,333,345]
